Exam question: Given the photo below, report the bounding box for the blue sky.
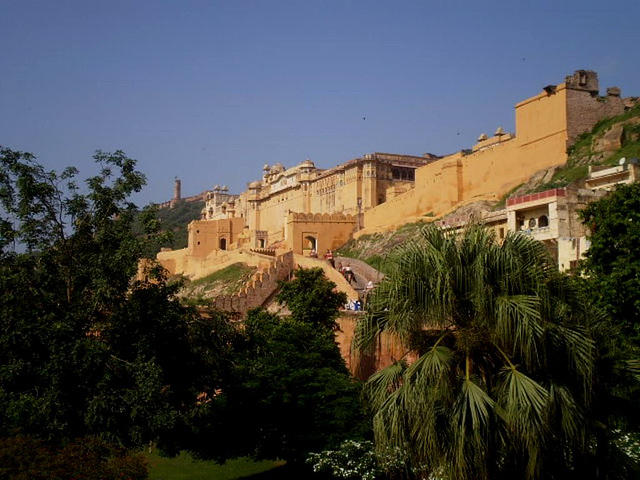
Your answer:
[2,0,639,205]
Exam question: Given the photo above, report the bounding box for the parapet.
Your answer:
[565,69,599,94]
[287,212,356,223]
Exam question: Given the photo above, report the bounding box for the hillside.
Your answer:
[140,200,204,257]
[175,262,257,305]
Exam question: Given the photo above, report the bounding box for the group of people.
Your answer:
[309,249,374,298]
[310,248,378,309]
[322,249,356,284]
[345,299,362,311]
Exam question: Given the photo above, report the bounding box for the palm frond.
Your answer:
[353,310,388,352]
[627,358,640,382]
[406,344,453,383]
[459,378,495,431]
[373,382,414,452]
[494,294,543,368]
[363,360,408,412]
[547,381,585,441]
[445,378,496,480]
[546,323,595,390]
[497,366,550,446]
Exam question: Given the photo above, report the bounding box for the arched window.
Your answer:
[538,215,549,228]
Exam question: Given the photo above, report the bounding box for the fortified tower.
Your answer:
[170,177,181,208]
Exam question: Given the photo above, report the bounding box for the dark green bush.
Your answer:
[0,436,147,480]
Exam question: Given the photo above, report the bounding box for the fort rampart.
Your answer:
[361,71,627,234]
[212,251,294,315]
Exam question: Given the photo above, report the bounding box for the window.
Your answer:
[538,215,549,228]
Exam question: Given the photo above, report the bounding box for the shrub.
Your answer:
[0,436,148,480]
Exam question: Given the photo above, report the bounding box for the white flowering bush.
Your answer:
[613,430,640,463]
[308,440,447,480]
[308,440,382,480]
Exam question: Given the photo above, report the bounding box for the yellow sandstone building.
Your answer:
[157,70,633,279]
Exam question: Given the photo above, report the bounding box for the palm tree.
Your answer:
[356,224,598,480]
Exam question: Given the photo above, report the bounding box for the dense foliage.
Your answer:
[579,182,640,345]
[0,148,367,478]
[187,269,365,465]
[578,183,640,478]
[356,224,638,479]
[0,435,147,480]
[0,147,233,455]
[276,267,348,329]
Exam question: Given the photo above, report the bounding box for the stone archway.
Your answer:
[304,235,317,254]
[219,238,227,250]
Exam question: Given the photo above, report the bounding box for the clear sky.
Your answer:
[2,0,639,205]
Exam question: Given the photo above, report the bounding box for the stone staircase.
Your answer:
[211,251,294,316]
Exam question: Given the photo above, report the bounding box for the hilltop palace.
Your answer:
[156,70,638,279]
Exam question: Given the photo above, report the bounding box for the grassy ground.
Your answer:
[145,450,285,480]
[188,263,256,294]
[178,263,257,304]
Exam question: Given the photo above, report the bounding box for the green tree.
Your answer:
[0,147,230,452]
[578,183,640,476]
[579,182,640,345]
[356,225,617,479]
[189,269,364,466]
[276,267,347,330]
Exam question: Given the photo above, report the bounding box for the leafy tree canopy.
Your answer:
[188,270,365,465]
[357,224,638,479]
[276,267,347,330]
[0,147,233,452]
[579,182,640,345]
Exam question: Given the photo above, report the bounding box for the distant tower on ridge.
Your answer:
[170,177,181,208]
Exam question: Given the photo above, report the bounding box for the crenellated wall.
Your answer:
[212,251,294,314]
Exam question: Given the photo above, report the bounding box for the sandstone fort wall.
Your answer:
[212,251,294,315]
[286,212,357,254]
[361,80,574,233]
